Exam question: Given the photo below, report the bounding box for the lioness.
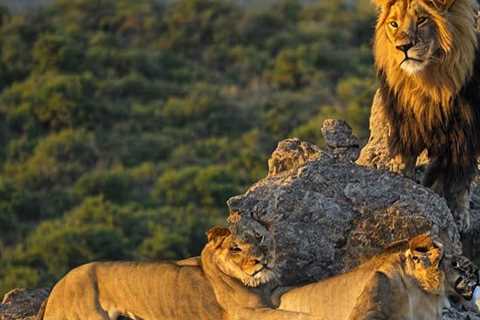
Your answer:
[37,226,319,320]
[372,0,480,230]
[277,234,475,320]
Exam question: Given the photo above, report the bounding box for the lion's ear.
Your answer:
[207,226,231,247]
[427,0,457,11]
[408,233,444,267]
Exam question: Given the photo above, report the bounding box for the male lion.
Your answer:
[36,226,319,320]
[372,0,480,230]
[276,234,477,320]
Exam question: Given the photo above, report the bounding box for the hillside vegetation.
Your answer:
[0,0,376,294]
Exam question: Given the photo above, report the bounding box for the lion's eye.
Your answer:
[417,17,428,25]
[230,246,242,252]
[389,21,399,29]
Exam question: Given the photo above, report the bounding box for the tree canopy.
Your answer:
[0,0,376,295]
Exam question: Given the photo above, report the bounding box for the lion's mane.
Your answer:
[374,0,480,183]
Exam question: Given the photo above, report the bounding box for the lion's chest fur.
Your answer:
[378,48,480,160]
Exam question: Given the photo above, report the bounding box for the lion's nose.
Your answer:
[396,42,414,53]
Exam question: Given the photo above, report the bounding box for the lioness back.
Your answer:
[279,259,390,319]
[43,261,223,320]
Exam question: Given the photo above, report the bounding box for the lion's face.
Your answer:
[373,0,478,93]
[382,1,441,74]
[207,227,275,287]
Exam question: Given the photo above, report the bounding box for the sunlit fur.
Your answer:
[36,228,277,320]
[374,0,477,112]
[372,0,480,230]
[207,227,276,287]
[277,234,461,320]
[202,227,321,320]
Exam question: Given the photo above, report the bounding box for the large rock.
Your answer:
[356,91,480,263]
[443,307,480,320]
[228,121,462,286]
[355,91,393,171]
[356,90,429,172]
[0,288,49,320]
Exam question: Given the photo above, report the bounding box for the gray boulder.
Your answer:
[356,92,480,263]
[0,288,49,320]
[228,121,461,286]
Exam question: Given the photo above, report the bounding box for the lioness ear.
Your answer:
[207,226,231,247]
[428,0,457,11]
[408,233,444,266]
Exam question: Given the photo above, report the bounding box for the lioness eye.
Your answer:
[390,21,399,28]
[417,17,428,25]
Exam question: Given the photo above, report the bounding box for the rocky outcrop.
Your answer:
[355,91,392,171]
[0,288,48,320]
[356,91,429,172]
[228,120,461,286]
[355,91,480,264]
[443,308,480,320]
[2,119,479,320]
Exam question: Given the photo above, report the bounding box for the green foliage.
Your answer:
[0,0,377,295]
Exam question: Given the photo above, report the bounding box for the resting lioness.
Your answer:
[277,234,474,320]
[37,226,319,320]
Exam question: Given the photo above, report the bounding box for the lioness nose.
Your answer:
[396,43,414,53]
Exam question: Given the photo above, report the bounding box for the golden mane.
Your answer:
[371,0,480,232]
[374,0,478,114]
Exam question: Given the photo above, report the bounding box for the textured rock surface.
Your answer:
[462,180,480,264]
[355,91,480,262]
[228,132,461,286]
[356,90,429,172]
[0,288,49,320]
[443,307,480,320]
[355,91,392,170]
[321,119,360,162]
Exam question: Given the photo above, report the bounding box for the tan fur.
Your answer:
[277,234,467,320]
[374,0,477,111]
[201,228,322,320]
[372,0,480,231]
[38,227,320,320]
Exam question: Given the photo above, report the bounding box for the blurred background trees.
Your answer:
[0,0,376,294]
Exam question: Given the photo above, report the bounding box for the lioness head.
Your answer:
[404,234,479,300]
[373,0,477,77]
[207,227,275,287]
[404,234,445,294]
